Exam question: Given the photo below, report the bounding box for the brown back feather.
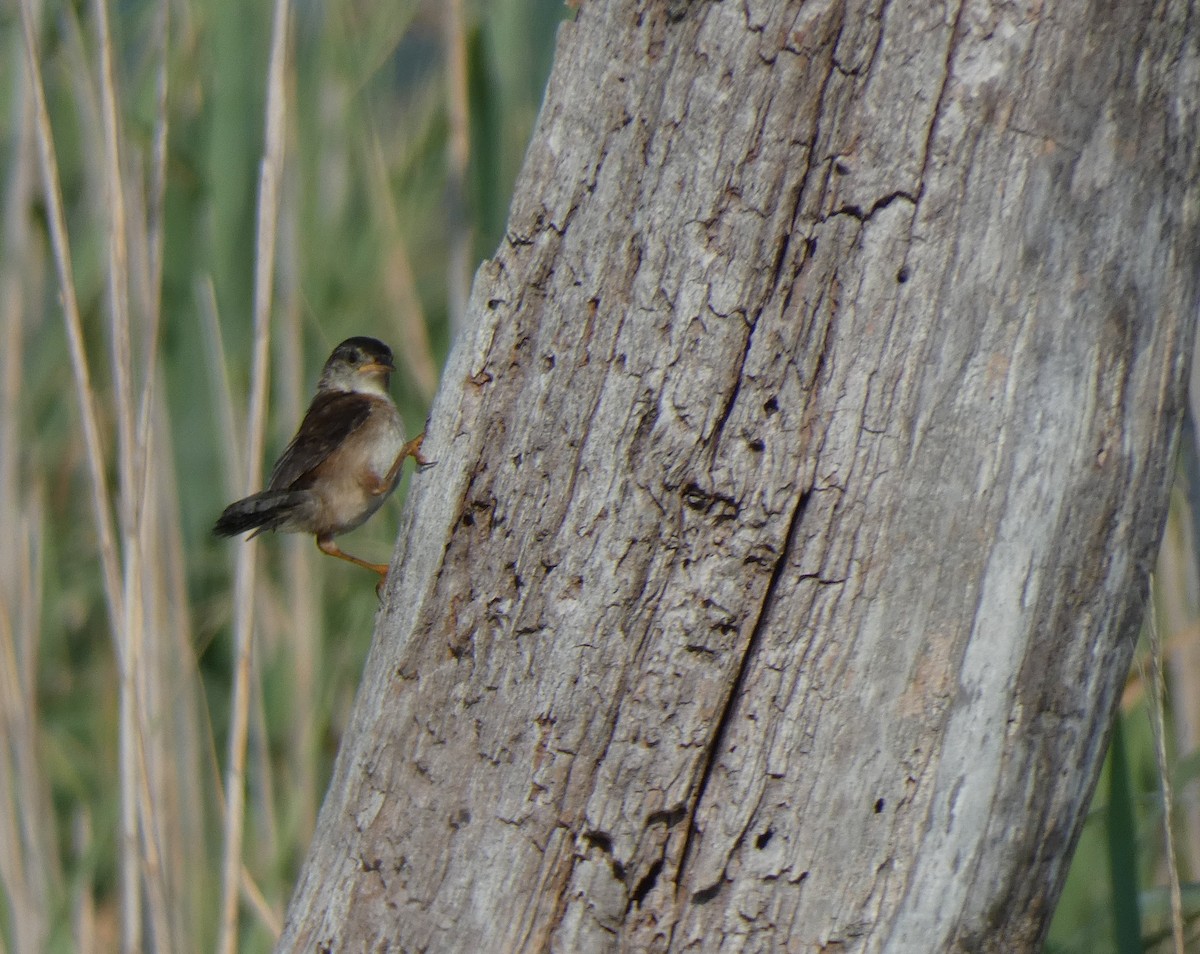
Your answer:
[266,391,375,491]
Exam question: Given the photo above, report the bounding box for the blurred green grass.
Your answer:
[0,1,1196,951]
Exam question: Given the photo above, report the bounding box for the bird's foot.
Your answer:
[406,432,436,470]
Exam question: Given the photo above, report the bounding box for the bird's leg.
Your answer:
[374,432,436,495]
[316,534,389,577]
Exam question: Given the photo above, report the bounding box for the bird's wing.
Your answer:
[266,391,375,491]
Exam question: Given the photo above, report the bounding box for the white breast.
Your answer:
[365,399,406,481]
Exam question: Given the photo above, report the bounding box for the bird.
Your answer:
[213,336,432,584]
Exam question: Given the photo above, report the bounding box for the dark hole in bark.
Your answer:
[691,880,723,905]
[629,859,664,909]
[647,805,687,828]
[583,830,613,854]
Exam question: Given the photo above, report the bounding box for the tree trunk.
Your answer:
[278,1,1199,950]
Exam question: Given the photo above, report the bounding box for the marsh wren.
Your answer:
[214,336,432,583]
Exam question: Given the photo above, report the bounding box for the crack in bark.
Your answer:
[674,484,815,900]
[914,0,967,202]
[765,1,851,312]
[707,341,752,457]
[825,189,918,224]
[624,806,693,916]
[831,1,886,79]
[801,3,852,204]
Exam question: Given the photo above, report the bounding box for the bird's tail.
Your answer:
[213,490,306,537]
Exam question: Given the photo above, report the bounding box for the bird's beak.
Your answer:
[359,360,395,374]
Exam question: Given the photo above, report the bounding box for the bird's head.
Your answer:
[318,337,396,395]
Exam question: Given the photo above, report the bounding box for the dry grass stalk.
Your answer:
[198,277,245,493]
[0,535,48,954]
[19,2,138,943]
[1146,592,1187,954]
[443,0,473,336]
[366,131,439,403]
[19,0,124,654]
[277,266,322,843]
[1159,496,1200,880]
[0,26,53,952]
[88,0,156,944]
[217,0,294,949]
[72,810,98,954]
[242,865,283,941]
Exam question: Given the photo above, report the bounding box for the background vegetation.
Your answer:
[0,0,1194,950]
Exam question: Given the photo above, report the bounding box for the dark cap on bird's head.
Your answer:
[319,337,395,393]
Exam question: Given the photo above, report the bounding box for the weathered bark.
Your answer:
[279,1,1200,950]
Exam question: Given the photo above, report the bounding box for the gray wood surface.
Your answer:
[279,1,1200,950]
